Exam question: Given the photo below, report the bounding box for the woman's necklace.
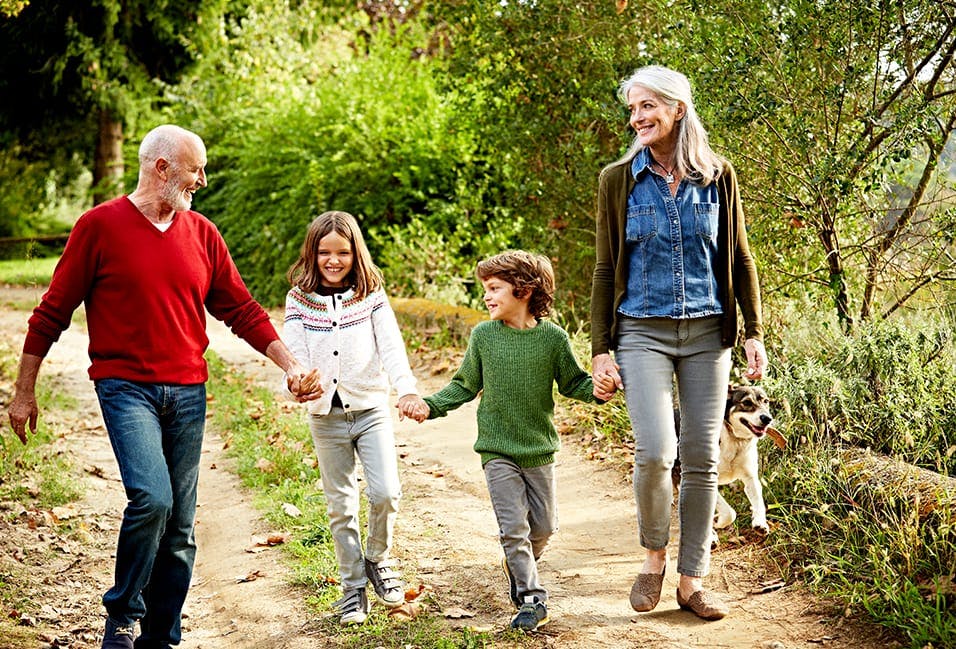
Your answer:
[655,160,677,184]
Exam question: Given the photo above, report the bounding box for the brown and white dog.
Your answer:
[672,385,786,540]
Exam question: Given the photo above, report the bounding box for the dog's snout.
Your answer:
[759,414,772,426]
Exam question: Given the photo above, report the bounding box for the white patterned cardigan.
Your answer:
[282,286,419,415]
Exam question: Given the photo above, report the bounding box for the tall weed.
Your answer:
[759,312,956,647]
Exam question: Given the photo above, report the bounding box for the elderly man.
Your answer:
[6,125,319,649]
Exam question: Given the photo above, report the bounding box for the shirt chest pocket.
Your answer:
[694,202,719,242]
[626,204,657,243]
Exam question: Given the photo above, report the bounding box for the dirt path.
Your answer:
[0,286,895,648]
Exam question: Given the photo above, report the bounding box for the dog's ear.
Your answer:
[727,384,736,398]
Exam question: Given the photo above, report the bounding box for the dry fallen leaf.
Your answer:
[404,583,430,602]
[51,504,80,521]
[84,465,108,479]
[255,457,275,473]
[235,570,264,583]
[442,606,474,619]
[387,602,420,620]
[281,503,302,518]
[246,533,290,552]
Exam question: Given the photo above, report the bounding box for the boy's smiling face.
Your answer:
[481,275,533,329]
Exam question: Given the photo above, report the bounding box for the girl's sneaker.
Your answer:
[364,558,406,607]
[332,588,370,625]
[510,596,549,631]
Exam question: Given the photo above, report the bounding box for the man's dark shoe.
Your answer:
[102,618,136,649]
[510,596,549,631]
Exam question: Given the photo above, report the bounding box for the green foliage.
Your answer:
[764,313,956,474]
[761,447,956,647]
[0,144,88,250]
[172,10,525,306]
[434,0,667,320]
[660,0,956,327]
[746,312,956,646]
[0,0,29,18]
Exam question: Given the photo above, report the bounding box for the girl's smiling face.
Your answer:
[316,230,354,288]
[627,85,683,151]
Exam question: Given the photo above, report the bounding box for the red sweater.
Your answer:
[25,196,279,384]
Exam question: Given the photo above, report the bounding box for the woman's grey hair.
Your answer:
[606,65,723,185]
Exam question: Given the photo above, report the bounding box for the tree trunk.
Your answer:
[838,447,956,522]
[93,109,124,205]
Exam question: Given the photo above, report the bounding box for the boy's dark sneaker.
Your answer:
[102,618,136,649]
[133,641,171,649]
[332,587,370,625]
[364,558,406,608]
[510,596,549,631]
[501,557,520,608]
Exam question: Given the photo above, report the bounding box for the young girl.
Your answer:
[283,211,426,625]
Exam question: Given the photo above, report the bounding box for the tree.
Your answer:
[0,0,226,206]
[432,0,668,321]
[665,0,956,330]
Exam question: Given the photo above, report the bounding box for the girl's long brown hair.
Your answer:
[286,211,383,299]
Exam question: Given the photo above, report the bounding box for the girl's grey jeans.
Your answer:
[309,404,401,588]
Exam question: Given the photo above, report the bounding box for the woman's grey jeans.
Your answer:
[615,315,731,577]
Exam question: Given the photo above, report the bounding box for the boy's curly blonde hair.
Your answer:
[476,250,555,319]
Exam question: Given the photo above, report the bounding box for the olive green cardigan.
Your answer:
[590,159,763,357]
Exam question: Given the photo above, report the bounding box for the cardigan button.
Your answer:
[333,350,339,356]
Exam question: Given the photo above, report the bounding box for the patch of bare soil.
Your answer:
[0,286,901,648]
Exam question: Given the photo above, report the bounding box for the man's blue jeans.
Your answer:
[94,379,206,646]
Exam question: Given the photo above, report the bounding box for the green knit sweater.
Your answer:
[424,319,596,468]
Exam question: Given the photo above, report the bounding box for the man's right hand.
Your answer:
[8,388,39,445]
[7,353,43,445]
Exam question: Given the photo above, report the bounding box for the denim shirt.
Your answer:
[617,148,724,319]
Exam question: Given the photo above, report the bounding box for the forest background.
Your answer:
[1,0,955,646]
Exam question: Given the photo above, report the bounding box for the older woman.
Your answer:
[590,65,766,620]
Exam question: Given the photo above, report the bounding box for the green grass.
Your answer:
[0,257,58,287]
[0,345,82,508]
[204,352,509,647]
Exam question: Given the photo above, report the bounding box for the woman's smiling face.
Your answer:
[627,85,683,151]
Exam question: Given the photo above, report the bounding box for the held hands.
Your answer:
[286,367,324,402]
[744,338,768,380]
[397,394,429,422]
[592,353,624,401]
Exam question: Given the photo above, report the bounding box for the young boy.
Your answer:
[402,250,604,631]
